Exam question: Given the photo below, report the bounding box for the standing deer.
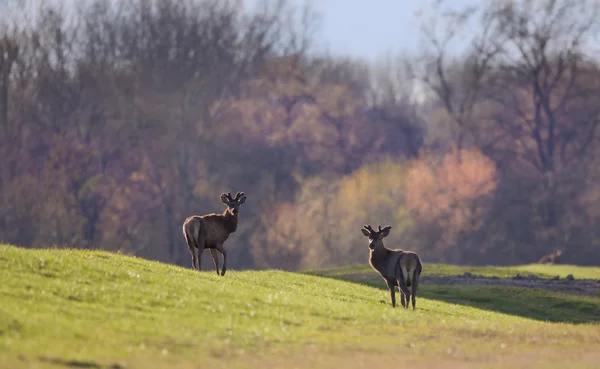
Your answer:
[183,191,247,276]
[361,224,423,309]
[538,249,563,264]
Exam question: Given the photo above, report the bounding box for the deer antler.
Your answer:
[234,191,245,200]
[364,225,375,234]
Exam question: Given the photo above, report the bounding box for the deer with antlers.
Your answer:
[183,191,247,276]
[361,224,423,309]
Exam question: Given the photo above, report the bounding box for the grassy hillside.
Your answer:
[308,262,600,281]
[1,244,600,369]
[307,263,600,324]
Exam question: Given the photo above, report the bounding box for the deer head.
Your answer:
[360,224,392,250]
[220,191,247,216]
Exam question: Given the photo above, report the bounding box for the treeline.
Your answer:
[1,0,599,269]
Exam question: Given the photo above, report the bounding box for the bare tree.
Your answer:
[418,0,600,261]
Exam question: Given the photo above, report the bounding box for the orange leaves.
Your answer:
[406,148,497,243]
[440,150,497,199]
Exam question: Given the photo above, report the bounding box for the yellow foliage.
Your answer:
[337,159,408,219]
[129,171,147,182]
[264,159,412,268]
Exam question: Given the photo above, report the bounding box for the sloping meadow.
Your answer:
[1,244,599,369]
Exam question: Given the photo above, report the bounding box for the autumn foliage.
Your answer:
[406,149,497,245]
[1,0,600,268]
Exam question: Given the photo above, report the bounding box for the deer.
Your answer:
[183,191,247,276]
[538,249,563,264]
[360,224,423,309]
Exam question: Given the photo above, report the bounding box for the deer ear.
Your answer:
[220,193,230,205]
[237,195,247,205]
[361,228,371,237]
[380,225,392,237]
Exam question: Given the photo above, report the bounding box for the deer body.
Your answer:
[362,225,423,309]
[183,192,246,276]
[538,249,563,264]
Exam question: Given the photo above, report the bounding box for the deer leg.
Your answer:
[396,273,411,309]
[385,279,396,308]
[411,274,420,310]
[398,281,411,309]
[395,263,411,309]
[210,248,220,275]
[196,249,203,271]
[191,249,198,271]
[184,232,198,270]
[400,291,406,308]
[215,244,228,276]
[194,229,206,272]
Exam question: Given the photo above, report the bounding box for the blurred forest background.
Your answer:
[1,0,600,269]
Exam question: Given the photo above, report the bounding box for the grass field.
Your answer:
[1,244,600,369]
[307,263,600,324]
[307,262,600,280]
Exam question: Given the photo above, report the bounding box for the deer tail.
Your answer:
[402,255,418,287]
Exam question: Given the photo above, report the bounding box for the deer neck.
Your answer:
[369,245,392,268]
[222,208,239,233]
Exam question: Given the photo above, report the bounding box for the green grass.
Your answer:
[512,264,600,279]
[306,263,600,324]
[1,244,600,369]
[307,262,600,280]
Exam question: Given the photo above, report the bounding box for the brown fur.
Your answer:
[538,249,563,264]
[361,225,423,309]
[183,192,247,276]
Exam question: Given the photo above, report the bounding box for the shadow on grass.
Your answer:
[303,272,600,324]
[38,357,103,368]
[421,284,600,324]
[38,357,125,369]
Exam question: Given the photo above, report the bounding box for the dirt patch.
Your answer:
[421,273,600,296]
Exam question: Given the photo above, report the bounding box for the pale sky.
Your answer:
[244,0,479,60]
